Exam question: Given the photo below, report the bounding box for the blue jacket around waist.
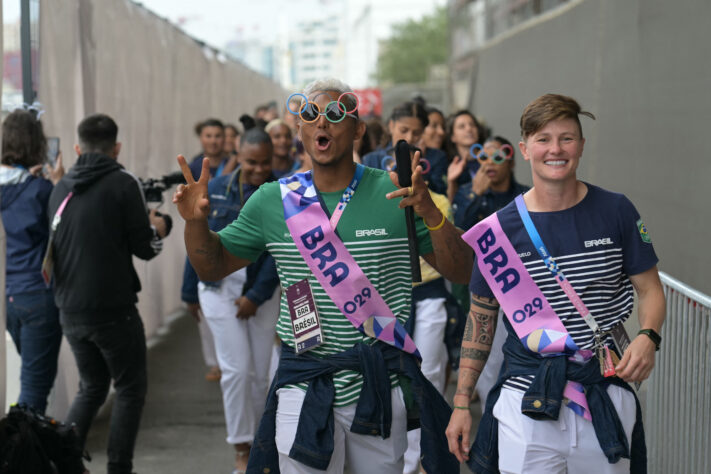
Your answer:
[469,319,646,473]
[362,146,448,195]
[182,168,278,304]
[247,342,459,473]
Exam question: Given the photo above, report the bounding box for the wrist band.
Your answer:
[425,213,446,231]
[638,328,662,351]
[453,405,470,410]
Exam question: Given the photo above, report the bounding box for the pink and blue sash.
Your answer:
[462,211,592,419]
[280,165,421,360]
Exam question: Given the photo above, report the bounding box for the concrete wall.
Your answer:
[461,0,711,295]
[14,0,285,417]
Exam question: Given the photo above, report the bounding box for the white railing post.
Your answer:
[646,271,711,474]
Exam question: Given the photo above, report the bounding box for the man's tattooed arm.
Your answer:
[184,219,250,281]
[453,294,499,405]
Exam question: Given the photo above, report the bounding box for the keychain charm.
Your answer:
[595,332,616,378]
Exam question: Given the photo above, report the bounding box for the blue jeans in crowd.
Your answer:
[61,307,148,474]
[5,288,62,414]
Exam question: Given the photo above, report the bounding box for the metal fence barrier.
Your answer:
[646,271,711,474]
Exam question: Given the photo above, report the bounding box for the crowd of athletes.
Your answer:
[1,79,663,474]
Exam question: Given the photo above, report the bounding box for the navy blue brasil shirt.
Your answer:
[469,183,659,392]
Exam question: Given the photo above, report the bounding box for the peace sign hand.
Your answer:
[173,155,210,222]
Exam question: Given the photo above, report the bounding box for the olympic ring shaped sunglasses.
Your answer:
[469,143,514,164]
[286,92,359,124]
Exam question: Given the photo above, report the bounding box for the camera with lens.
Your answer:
[139,171,186,204]
[139,171,185,238]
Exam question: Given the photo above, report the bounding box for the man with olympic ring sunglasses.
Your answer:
[173,78,472,474]
[288,91,359,124]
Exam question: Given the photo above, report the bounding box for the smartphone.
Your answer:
[46,137,60,166]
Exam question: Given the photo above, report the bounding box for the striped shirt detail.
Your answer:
[219,169,432,407]
[504,247,634,393]
[268,238,412,406]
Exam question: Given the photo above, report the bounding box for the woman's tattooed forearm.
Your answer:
[455,388,474,398]
[457,295,497,393]
[470,295,500,311]
[463,317,474,341]
[461,347,490,361]
[464,308,495,346]
[473,311,493,345]
[456,365,483,398]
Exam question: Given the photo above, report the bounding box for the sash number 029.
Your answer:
[343,287,372,314]
[512,297,543,323]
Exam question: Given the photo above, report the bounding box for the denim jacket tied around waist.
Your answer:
[247,342,459,474]
[468,319,647,473]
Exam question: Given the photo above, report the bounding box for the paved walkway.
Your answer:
[83,311,480,473]
[84,313,233,473]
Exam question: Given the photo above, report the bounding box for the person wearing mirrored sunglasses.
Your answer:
[174,78,471,474]
[452,135,529,231]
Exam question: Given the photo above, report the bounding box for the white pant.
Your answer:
[198,269,280,444]
[275,386,408,474]
[494,386,636,474]
[404,296,448,474]
[197,307,218,367]
[475,309,506,410]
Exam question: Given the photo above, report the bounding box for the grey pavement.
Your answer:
[83,311,480,473]
[84,312,233,473]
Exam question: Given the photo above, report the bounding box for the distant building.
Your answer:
[221,0,445,90]
[286,15,344,88]
[225,38,278,81]
[343,0,446,88]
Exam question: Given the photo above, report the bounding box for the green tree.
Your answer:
[376,6,448,85]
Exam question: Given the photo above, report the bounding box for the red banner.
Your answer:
[353,88,382,118]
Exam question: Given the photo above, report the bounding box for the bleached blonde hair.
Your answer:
[301,78,358,117]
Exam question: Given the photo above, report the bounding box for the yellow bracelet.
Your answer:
[453,405,470,410]
[425,213,446,231]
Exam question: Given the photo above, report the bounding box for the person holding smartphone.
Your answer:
[0,108,64,414]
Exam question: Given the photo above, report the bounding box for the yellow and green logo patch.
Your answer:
[636,219,651,243]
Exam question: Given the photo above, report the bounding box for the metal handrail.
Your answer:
[659,271,711,308]
[647,270,710,474]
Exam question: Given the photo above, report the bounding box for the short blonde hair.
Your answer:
[520,94,595,139]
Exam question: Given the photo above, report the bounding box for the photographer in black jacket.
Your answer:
[47,113,169,474]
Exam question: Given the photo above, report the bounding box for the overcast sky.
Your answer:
[2,0,340,48]
[132,0,344,50]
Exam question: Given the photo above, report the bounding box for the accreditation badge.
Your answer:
[286,279,324,354]
[609,321,641,390]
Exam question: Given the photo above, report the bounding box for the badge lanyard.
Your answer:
[316,163,365,231]
[514,195,602,335]
[42,191,74,286]
[51,192,74,233]
[514,195,617,376]
[224,167,246,206]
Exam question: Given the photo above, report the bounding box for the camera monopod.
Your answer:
[395,139,422,283]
